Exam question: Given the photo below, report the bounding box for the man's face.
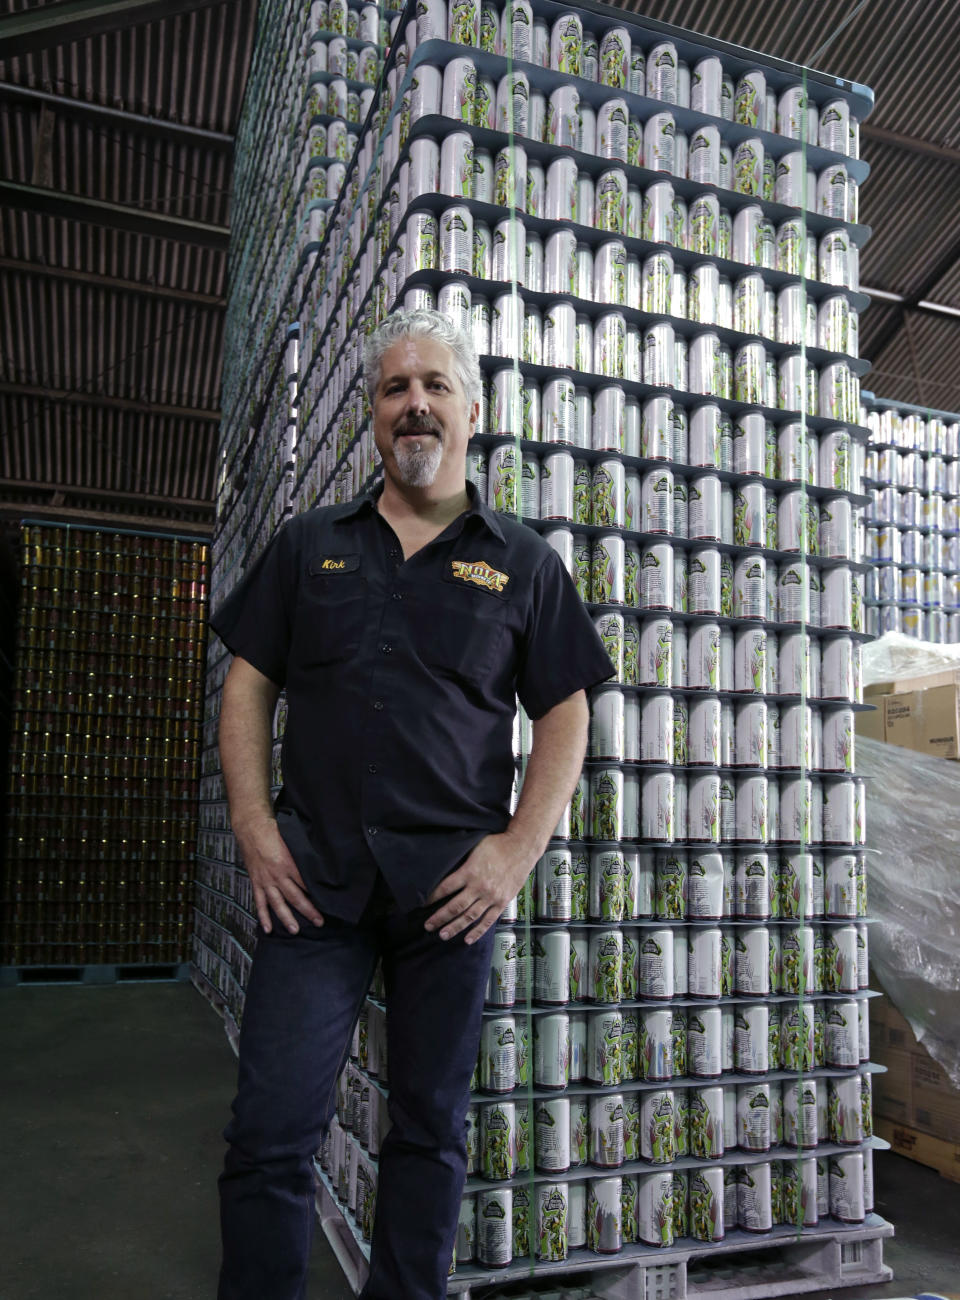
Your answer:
[372,336,478,492]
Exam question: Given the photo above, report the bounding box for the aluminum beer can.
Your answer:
[733,555,766,620]
[686,851,723,920]
[637,617,672,688]
[636,1171,674,1247]
[591,534,625,605]
[643,180,675,243]
[544,155,578,221]
[480,1016,517,1093]
[825,852,860,918]
[734,926,770,995]
[688,473,721,541]
[825,999,859,1069]
[688,772,721,843]
[737,1081,772,1152]
[536,849,572,922]
[688,1167,724,1242]
[639,544,673,612]
[688,548,721,615]
[688,1086,724,1160]
[543,229,577,295]
[734,700,767,768]
[587,1176,623,1253]
[688,621,720,690]
[641,394,673,459]
[683,197,719,264]
[734,1003,769,1075]
[688,332,719,396]
[589,1093,626,1169]
[588,928,624,1007]
[638,1090,674,1166]
[736,1161,773,1234]
[597,97,629,160]
[783,1077,819,1149]
[590,765,624,842]
[486,930,518,1007]
[589,847,627,921]
[635,927,672,1000]
[688,927,722,999]
[477,1189,513,1266]
[549,12,582,74]
[534,1181,568,1261]
[687,696,720,766]
[481,1101,517,1181]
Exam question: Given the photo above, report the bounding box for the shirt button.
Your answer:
[368,763,377,774]
[380,643,393,654]
[391,592,402,601]
[368,825,379,836]
[372,700,384,710]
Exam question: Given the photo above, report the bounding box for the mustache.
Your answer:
[394,415,442,440]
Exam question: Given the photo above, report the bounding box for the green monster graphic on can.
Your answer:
[448,0,477,44]
[648,1093,674,1164]
[537,1185,567,1260]
[591,770,619,840]
[593,940,623,1011]
[689,1172,721,1240]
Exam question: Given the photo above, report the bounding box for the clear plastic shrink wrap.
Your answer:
[861,633,960,1089]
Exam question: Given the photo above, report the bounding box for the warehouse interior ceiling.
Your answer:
[0,0,959,532]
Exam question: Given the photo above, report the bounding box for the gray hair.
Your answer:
[362,308,481,409]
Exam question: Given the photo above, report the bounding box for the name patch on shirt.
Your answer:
[309,554,361,575]
[450,559,510,593]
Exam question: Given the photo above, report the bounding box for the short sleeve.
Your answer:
[516,546,615,719]
[208,520,301,687]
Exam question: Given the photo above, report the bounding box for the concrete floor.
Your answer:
[2,981,958,1300]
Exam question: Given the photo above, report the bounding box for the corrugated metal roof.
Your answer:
[0,0,256,528]
[0,0,255,134]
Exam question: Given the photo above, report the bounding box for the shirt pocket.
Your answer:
[293,571,367,667]
[409,586,509,688]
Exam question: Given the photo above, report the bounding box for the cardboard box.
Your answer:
[856,670,960,759]
[870,997,960,1147]
[883,684,960,759]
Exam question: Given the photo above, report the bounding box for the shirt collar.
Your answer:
[334,478,506,544]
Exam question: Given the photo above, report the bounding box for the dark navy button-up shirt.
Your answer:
[210,482,614,921]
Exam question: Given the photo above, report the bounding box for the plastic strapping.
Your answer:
[794,62,810,1239]
[502,2,539,1274]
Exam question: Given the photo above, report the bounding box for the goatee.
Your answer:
[394,438,443,487]
[393,416,443,487]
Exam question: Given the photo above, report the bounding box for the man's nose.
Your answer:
[405,380,430,414]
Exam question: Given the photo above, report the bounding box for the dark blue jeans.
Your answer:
[217,877,496,1300]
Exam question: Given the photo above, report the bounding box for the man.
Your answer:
[212,308,613,1299]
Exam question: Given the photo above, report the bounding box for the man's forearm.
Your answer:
[504,691,589,869]
[220,657,281,836]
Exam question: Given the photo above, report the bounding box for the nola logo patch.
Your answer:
[450,559,510,593]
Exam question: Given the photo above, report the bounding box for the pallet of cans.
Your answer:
[862,392,960,643]
[200,0,893,1290]
[293,0,871,511]
[3,524,207,968]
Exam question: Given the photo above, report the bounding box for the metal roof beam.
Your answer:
[0,180,230,249]
[863,229,960,363]
[0,0,228,61]
[0,499,214,534]
[861,123,960,168]
[0,256,226,308]
[0,82,234,150]
[0,476,214,514]
[0,382,221,424]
